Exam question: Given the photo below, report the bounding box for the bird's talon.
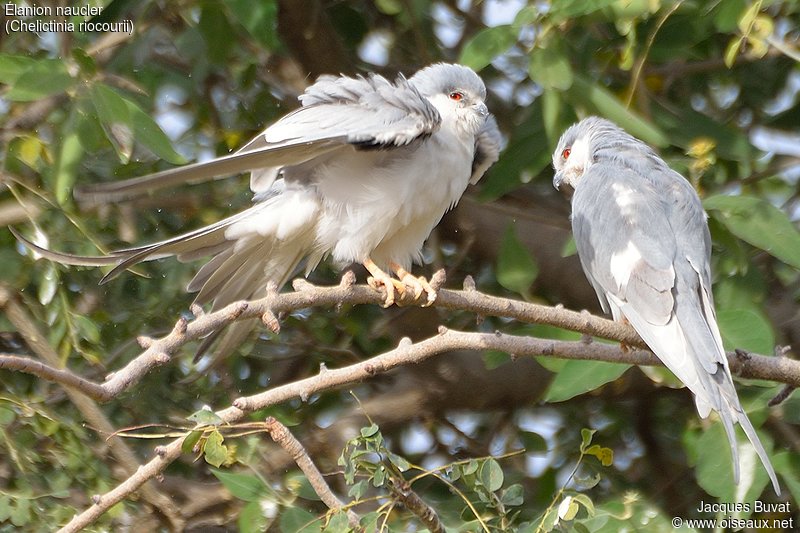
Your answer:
[411,278,424,300]
[396,273,437,305]
[367,275,396,307]
[424,288,438,306]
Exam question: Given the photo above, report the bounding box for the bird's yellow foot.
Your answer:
[363,258,403,307]
[390,262,437,306]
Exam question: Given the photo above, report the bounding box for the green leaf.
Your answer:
[375,0,404,16]
[73,314,101,344]
[541,89,565,150]
[181,430,203,454]
[0,495,11,522]
[605,0,660,19]
[659,107,752,161]
[38,262,59,306]
[459,25,517,71]
[548,0,621,21]
[386,451,410,472]
[479,458,504,492]
[561,236,577,258]
[348,479,369,500]
[545,361,630,402]
[482,350,511,370]
[0,54,37,84]
[497,224,538,298]
[558,496,580,521]
[126,100,186,164]
[572,493,596,516]
[6,135,46,172]
[716,308,774,354]
[211,469,268,502]
[373,464,386,487]
[91,84,134,162]
[478,100,551,201]
[737,1,761,33]
[771,451,800,504]
[286,471,321,501]
[239,501,269,533]
[10,497,30,527]
[54,128,83,205]
[71,48,97,77]
[513,6,540,27]
[358,512,381,531]
[188,407,224,426]
[704,194,800,270]
[520,431,548,453]
[580,428,595,452]
[91,84,185,164]
[585,444,614,467]
[713,0,747,32]
[227,0,279,49]
[540,506,559,532]
[501,483,524,506]
[693,422,771,502]
[521,323,582,343]
[279,507,319,532]
[529,40,574,91]
[567,76,669,147]
[5,59,73,101]
[463,459,479,476]
[322,511,350,533]
[199,1,235,65]
[360,423,379,438]
[0,406,16,426]
[203,430,228,468]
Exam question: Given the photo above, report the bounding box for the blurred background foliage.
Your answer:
[1,0,799,530]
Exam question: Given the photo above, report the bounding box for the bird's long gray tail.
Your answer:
[13,185,321,365]
[678,299,781,495]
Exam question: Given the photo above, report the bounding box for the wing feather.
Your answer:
[76,71,441,203]
[470,115,502,185]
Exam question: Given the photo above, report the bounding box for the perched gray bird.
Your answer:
[15,63,501,358]
[552,116,780,494]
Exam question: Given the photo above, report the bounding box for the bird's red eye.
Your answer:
[449,91,464,101]
[562,148,571,160]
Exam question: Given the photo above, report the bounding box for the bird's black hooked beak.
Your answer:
[552,171,575,197]
[552,170,564,191]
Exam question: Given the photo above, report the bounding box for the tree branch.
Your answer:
[0,353,109,398]
[3,273,796,532]
[55,327,798,531]
[264,417,360,527]
[389,475,444,533]
[5,274,795,405]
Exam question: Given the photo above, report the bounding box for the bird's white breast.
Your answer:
[314,127,476,269]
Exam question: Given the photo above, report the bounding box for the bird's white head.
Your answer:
[410,63,489,138]
[552,118,602,191]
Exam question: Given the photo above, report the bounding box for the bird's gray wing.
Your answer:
[75,72,441,203]
[469,115,502,185]
[572,162,723,400]
[572,163,676,324]
[665,174,779,492]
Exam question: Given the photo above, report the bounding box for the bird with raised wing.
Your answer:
[552,116,780,494]
[14,63,501,359]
